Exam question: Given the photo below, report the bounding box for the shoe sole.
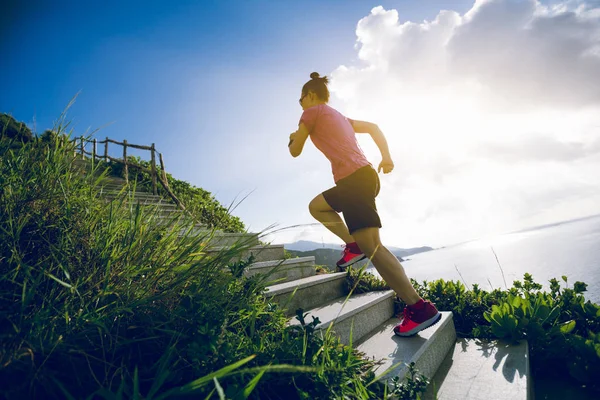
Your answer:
[394,312,442,337]
[337,254,367,268]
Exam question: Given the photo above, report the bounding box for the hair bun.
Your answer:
[310,72,320,79]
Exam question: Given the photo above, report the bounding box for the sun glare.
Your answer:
[369,90,484,155]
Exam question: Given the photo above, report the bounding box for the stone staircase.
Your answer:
[92,168,530,400]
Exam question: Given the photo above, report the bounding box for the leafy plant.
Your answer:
[315,265,330,275]
[283,249,296,259]
[387,362,430,400]
[345,265,391,293]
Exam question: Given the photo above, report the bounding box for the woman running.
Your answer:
[288,72,441,337]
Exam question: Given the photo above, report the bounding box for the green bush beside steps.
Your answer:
[345,266,600,395]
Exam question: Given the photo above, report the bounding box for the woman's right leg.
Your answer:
[353,226,441,337]
[351,227,420,305]
[308,194,354,244]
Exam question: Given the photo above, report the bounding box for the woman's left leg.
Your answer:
[309,194,366,268]
[309,194,354,244]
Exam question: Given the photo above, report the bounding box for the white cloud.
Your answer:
[449,0,600,109]
[325,0,600,247]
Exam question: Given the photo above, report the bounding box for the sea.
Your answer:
[368,214,600,304]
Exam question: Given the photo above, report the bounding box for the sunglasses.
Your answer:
[299,93,308,105]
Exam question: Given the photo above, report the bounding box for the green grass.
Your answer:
[0,121,429,399]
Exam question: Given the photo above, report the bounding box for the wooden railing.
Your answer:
[72,136,185,210]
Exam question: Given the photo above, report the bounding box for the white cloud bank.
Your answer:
[327,0,600,247]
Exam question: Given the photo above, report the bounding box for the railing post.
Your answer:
[80,136,85,160]
[159,153,168,188]
[92,138,97,168]
[123,139,128,184]
[150,143,157,195]
[104,137,109,162]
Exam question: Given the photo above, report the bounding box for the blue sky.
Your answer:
[3,0,600,248]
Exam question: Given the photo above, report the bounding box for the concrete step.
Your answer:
[266,273,347,316]
[356,312,456,385]
[100,176,128,184]
[244,256,316,283]
[152,216,210,233]
[97,204,249,245]
[288,290,396,345]
[206,244,285,263]
[184,224,227,236]
[102,199,178,209]
[99,189,150,196]
[130,214,251,246]
[153,214,195,225]
[116,207,183,218]
[99,178,151,187]
[191,231,260,247]
[129,203,179,212]
[99,185,148,194]
[103,177,128,184]
[102,199,178,212]
[105,198,175,208]
[100,191,165,199]
[102,205,184,220]
[142,206,182,216]
[422,338,530,400]
[142,216,250,246]
[100,182,143,187]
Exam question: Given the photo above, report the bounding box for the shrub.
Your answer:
[345,265,391,293]
[0,113,34,143]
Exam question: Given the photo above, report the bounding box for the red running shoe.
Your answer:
[336,242,367,270]
[394,300,441,337]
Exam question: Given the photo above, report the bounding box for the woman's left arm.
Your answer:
[288,123,310,157]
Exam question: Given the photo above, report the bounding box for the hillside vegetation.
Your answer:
[0,115,423,399]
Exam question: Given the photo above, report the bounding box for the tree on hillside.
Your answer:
[0,113,34,143]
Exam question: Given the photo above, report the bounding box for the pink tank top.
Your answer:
[299,104,371,183]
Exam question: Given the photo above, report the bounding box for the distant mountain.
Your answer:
[388,246,434,258]
[284,240,340,252]
[284,241,433,268]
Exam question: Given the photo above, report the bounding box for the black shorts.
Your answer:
[322,165,382,234]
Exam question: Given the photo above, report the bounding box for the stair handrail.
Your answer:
[71,136,185,211]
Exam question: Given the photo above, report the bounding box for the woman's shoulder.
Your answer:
[325,105,348,120]
[318,103,344,116]
[302,104,342,122]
